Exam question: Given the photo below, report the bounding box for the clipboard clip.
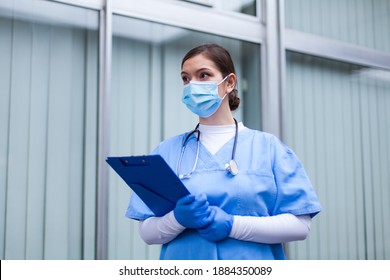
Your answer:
[120,156,150,166]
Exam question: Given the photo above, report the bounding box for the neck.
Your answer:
[199,114,235,125]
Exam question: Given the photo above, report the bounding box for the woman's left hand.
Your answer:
[198,206,233,242]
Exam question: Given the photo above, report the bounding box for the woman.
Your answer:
[126,43,321,260]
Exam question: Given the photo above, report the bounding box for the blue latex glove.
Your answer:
[198,206,233,242]
[174,193,214,229]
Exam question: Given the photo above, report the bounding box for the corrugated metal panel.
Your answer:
[285,0,390,54]
[0,12,99,259]
[285,52,390,259]
[285,0,390,261]
[109,36,162,260]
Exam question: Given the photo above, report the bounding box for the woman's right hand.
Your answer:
[173,193,214,229]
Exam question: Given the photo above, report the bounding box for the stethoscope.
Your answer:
[177,118,239,179]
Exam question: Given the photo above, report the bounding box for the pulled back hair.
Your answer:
[181,43,240,111]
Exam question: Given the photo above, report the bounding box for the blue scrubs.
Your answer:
[126,128,322,260]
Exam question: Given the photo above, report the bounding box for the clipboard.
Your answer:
[106,155,190,216]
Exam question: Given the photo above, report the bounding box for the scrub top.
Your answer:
[126,127,322,260]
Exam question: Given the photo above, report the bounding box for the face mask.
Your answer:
[182,75,229,118]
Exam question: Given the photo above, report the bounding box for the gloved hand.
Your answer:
[174,193,214,229]
[198,206,233,242]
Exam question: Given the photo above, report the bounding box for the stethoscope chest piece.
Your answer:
[225,159,239,176]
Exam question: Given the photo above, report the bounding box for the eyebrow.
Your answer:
[181,67,213,76]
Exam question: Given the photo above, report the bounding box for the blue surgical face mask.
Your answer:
[182,75,229,118]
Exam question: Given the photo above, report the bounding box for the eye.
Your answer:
[199,72,211,80]
[181,75,190,84]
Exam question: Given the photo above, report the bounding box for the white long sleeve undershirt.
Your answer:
[138,212,311,245]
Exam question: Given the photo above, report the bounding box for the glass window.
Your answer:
[178,0,258,16]
[285,51,390,260]
[285,0,390,54]
[0,0,99,259]
[108,15,261,259]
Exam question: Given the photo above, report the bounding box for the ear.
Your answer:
[226,73,237,93]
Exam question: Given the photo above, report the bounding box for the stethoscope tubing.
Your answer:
[177,119,238,178]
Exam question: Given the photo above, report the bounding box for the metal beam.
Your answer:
[96,0,111,260]
[261,0,283,138]
[285,29,390,71]
[112,0,266,45]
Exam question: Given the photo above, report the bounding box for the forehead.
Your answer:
[181,54,218,72]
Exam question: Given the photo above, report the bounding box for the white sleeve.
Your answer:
[139,212,311,245]
[229,214,312,244]
[138,211,185,245]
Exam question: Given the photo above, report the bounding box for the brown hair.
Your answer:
[181,43,240,111]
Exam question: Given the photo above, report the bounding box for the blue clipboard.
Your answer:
[106,155,190,217]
